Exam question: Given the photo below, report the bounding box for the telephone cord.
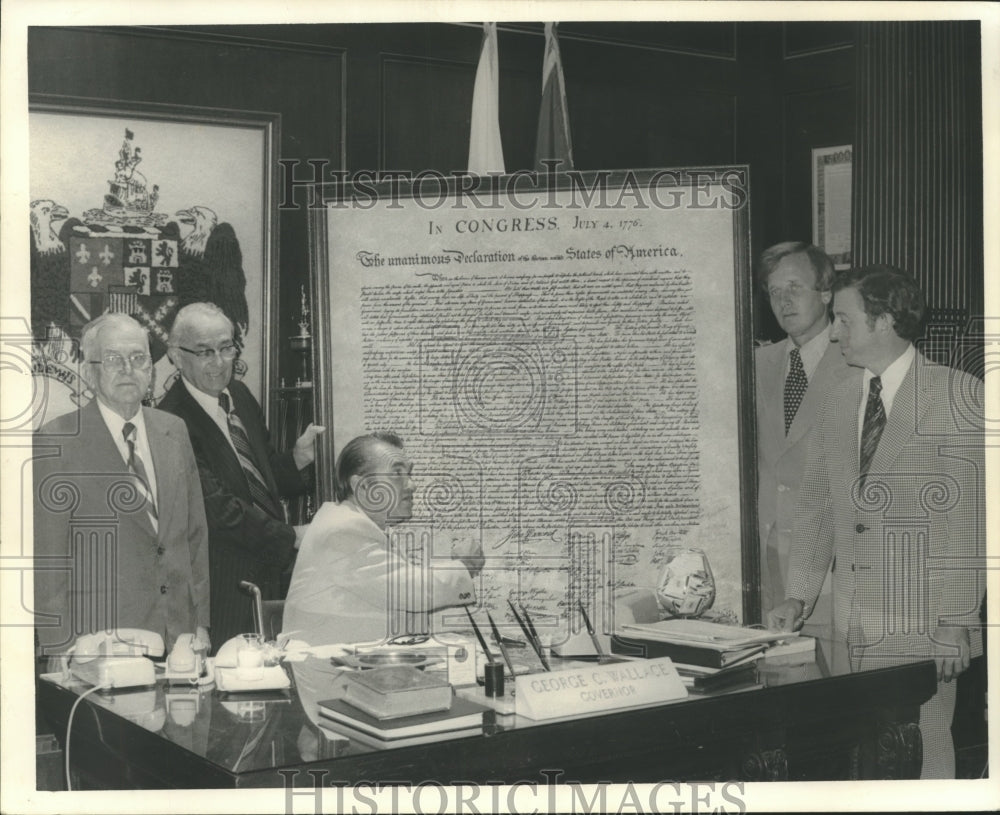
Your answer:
[64,682,110,791]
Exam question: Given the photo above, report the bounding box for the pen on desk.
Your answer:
[464,606,494,663]
[578,600,608,664]
[508,600,550,671]
[520,605,551,671]
[485,611,516,680]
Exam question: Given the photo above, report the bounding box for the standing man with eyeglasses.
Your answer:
[158,302,324,649]
[754,242,852,656]
[33,313,211,659]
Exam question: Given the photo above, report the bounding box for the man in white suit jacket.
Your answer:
[283,432,484,646]
[755,243,852,653]
[769,266,984,779]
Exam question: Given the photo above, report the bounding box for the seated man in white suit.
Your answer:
[755,242,852,657]
[283,431,483,645]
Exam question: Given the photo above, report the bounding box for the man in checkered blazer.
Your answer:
[769,265,985,779]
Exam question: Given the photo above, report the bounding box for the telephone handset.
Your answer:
[71,628,165,662]
[69,629,164,689]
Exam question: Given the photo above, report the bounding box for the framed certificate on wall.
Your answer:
[309,167,759,633]
[812,144,852,269]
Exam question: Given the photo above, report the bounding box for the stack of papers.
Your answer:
[317,696,487,749]
[616,620,793,669]
[619,619,794,648]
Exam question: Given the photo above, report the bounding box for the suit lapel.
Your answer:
[785,342,840,447]
[143,407,171,535]
[82,401,158,539]
[80,401,127,474]
[758,342,788,448]
[837,378,863,483]
[230,383,279,495]
[869,356,927,476]
[172,380,246,487]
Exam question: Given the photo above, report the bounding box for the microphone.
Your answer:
[239,581,264,639]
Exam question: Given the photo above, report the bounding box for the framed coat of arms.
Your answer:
[27,94,280,426]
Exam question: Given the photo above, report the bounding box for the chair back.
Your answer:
[261,600,285,642]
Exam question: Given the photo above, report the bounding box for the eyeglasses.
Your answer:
[767,282,819,301]
[89,352,152,372]
[176,344,238,361]
[387,634,430,646]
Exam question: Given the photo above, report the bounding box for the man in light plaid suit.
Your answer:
[768,265,985,779]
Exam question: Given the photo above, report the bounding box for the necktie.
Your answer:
[859,376,886,479]
[122,421,158,525]
[219,392,282,519]
[783,347,808,434]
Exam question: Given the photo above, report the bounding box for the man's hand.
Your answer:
[292,424,326,469]
[193,626,212,656]
[767,598,805,632]
[932,625,970,682]
[293,524,309,549]
[451,539,485,578]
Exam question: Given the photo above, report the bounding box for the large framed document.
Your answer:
[308,167,758,634]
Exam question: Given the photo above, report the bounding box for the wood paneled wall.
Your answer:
[28,22,758,390]
[853,21,983,324]
[29,21,981,377]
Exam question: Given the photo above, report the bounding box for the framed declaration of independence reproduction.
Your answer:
[27,94,280,425]
[309,167,758,634]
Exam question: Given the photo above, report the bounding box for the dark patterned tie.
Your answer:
[859,376,886,480]
[122,421,158,524]
[783,347,808,434]
[218,391,282,519]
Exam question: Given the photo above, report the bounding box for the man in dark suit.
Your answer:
[755,242,852,654]
[158,302,324,650]
[34,313,210,657]
[769,266,984,778]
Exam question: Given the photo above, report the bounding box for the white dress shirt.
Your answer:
[180,375,239,456]
[784,325,831,381]
[857,343,915,446]
[94,397,159,507]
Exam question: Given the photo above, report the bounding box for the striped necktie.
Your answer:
[122,421,158,527]
[859,376,886,481]
[218,391,282,519]
[783,346,808,434]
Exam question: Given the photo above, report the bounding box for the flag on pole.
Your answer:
[468,22,505,175]
[534,22,574,172]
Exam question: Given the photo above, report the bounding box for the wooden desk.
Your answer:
[37,654,936,789]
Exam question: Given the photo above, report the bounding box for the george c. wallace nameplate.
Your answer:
[513,656,687,720]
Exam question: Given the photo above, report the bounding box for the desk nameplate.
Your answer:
[514,656,687,720]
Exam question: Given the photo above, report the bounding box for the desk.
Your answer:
[37,652,936,789]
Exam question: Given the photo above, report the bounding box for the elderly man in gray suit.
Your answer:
[769,265,984,778]
[755,242,851,656]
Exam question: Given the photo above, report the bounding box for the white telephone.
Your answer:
[69,628,164,689]
[163,632,208,684]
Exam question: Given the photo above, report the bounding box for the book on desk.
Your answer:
[318,696,488,741]
[318,717,484,750]
[673,661,760,693]
[340,665,453,719]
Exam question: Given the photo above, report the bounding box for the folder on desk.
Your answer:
[614,619,786,668]
[615,639,766,669]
